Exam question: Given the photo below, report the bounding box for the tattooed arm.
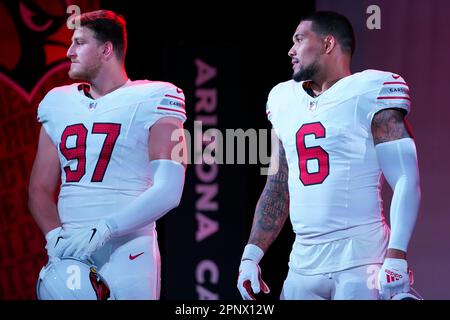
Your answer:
[237,132,289,299]
[371,108,412,145]
[247,133,290,253]
[371,108,420,260]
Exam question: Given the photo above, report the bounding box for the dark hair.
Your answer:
[302,11,355,57]
[76,10,127,61]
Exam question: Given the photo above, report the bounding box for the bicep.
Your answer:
[371,108,412,145]
[267,131,289,184]
[148,117,187,166]
[29,127,61,193]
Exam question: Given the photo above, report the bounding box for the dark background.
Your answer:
[1,0,449,300]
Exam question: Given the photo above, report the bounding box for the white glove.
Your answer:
[45,227,70,261]
[378,258,411,300]
[59,220,113,259]
[237,260,270,300]
[237,244,270,300]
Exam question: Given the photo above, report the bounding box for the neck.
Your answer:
[309,61,351,96]
[88,66,128,99]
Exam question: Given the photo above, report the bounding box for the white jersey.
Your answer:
[266,70,411,274]
[37,80,186,228]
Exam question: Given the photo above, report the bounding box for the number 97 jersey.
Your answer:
[266,70,410,245]
[37,80,186,228]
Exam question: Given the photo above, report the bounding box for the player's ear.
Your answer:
[323,35,336,54]
[102,41,115,61]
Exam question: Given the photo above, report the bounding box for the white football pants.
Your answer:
[280,264,381,300]
[92,227,160,300]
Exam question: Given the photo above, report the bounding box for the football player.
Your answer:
[28,10,187,299]
[237,11,421,300]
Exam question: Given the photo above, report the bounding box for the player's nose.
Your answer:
[288,45,296,58]
[66,44,76,59]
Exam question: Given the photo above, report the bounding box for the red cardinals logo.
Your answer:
[0,0,100,299]
[0,0,101,96]
[89,267,111,300]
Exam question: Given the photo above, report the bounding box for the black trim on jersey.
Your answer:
[295,121,330,186]
[78,83,94,99]
[373,107,407,117]
[302,81,322,98]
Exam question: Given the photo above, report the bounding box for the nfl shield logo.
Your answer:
[309,101,317,111]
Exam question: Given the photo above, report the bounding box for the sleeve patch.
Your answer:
[378,82,410,100]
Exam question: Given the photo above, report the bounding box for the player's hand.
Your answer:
[59,220,113,259]
[378,258,411,300]
[237,260,270,300]
[45,227,71,261]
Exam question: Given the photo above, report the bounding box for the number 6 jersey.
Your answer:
[266,70,411,274]
[37,80,186,228]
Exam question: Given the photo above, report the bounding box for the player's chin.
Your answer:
[292,70,304,82]
[68,68,85,80]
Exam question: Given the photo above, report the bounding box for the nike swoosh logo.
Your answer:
[89,228,97,243]
[129,252,144,260]
[392,74,401,79]
[54,236,63,247]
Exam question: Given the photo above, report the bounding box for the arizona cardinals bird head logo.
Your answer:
[0,0,100,93]
[0,0,100,300]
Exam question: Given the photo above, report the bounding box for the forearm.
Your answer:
[387,149,421,251]
[376,138,421,252]
[107,159,185,237]
[248,186,290,253]
[372,109,420,254]
[28,190,61,235]
[248,139,290,253]
[28,127,62,235]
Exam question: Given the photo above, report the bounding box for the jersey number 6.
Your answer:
[296,122,329,186]
[60,123,121,183]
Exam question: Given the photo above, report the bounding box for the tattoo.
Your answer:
[371,108,411,145]
[248,141,290,252]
